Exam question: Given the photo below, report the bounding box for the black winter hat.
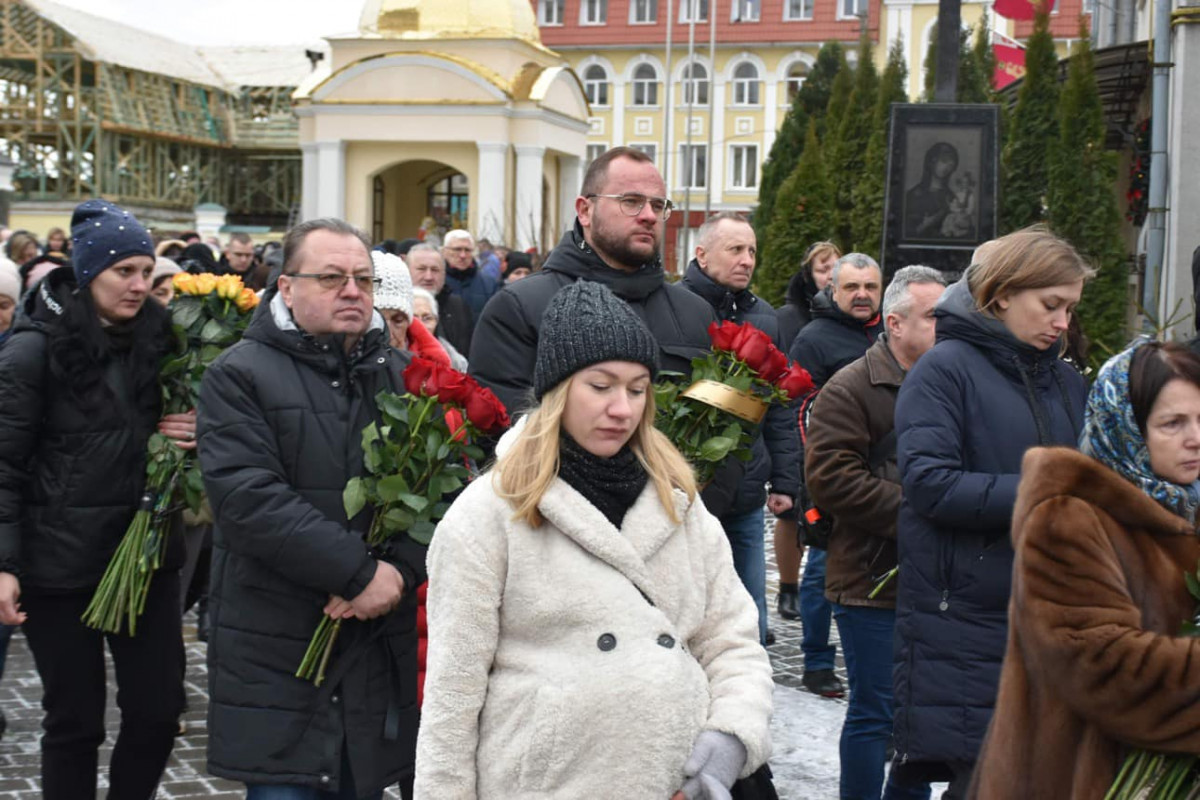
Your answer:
[69,200,154,288]
[533,280,659,400]
[179,242,219,274]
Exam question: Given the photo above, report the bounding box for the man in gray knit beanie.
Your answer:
[534,280,659,400]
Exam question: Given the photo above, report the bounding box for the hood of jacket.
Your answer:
[810,285,883,333]
[785,268,818,311]
[540,220,665,302]
[447,261,480,282]
[12,264,74,334]
[682,259,758,319]
[243,285,389,377]
[935,278,1063,377]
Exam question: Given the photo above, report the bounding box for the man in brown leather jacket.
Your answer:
[804,265,945,800]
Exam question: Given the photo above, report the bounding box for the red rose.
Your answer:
[777,363,815,401]
[403,357,439,397]
[444,408,467,442]
[757,345,789,383]
[464,387,510,433]
[708,320,741,352]
[432,368,473,406]
[732,325,773,373]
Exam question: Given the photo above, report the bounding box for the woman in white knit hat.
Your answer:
[0,257,18,344]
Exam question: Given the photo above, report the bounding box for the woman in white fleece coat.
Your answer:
[414,281,773,800]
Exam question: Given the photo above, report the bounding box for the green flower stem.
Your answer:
[868,567,898,599]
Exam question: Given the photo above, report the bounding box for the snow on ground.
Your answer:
[769,683,948,799]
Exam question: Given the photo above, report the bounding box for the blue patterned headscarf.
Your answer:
[1079,340,1200,522]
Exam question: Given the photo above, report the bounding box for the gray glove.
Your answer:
[679,730,747,800]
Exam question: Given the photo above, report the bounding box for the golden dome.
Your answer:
[358,0,541,42]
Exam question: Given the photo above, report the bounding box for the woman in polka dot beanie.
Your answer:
[0,199,192,798]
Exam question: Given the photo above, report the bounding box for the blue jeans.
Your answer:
[721,507,768,644]
[800,548,835,670]
[833,604,930,800]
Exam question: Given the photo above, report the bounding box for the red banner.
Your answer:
[993,0,1038,20]
[994,44,1027,89]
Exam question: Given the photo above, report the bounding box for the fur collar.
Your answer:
[1016,448,1197,546]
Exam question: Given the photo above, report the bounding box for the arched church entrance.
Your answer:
[371,159,470,243]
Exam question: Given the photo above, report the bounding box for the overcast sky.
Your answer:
[54,0,365,45]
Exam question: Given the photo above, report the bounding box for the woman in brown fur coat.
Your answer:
[970,341,1200,799]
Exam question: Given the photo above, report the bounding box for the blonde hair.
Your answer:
[494,376,697,528]
[803,241,842,269]
[967,225,1096,316]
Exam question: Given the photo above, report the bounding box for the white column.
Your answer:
[514,145,546,252]
[709,81,726,204]
[476,142,509,245]
[763,80,779,156]
[612,81,626,147]
[1163,19,1200,335]
[558,154,583,237]
[314,140,346,219]
[300,143,319,222]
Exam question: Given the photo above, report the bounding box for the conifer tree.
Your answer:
[754,41,846,286]
[822,50,855,146]
[1000,9,1059,232]
[957,18,994,103]
[828,33,878,250]
[760,126,836,304]
[1048,32,1128,359]
[850,38,909,260]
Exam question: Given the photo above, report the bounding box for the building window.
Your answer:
[681,63,709,106]
[680,144,707,189]
[784,0,813,20]
[538,0,565,25]
[632,64,659,106]
[428,173,470,230]
[630,0,658,23]
[583,65,610,106]
[785,62,809,103]
[581,0,608,24]
[838,0,866,19]
[586,143,608,168]
[729,144,759,189]
[630,143,658,165]
[731,62,760,105]
[679,0,708,23]
[731,0,760,21]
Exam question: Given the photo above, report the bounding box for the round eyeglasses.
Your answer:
[586,193,673,220]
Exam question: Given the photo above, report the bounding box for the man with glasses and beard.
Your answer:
[197,218,425,799]
[470,146,716,417]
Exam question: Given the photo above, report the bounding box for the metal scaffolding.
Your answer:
[0,0,303,228]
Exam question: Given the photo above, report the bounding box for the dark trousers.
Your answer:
[22,570,186,800]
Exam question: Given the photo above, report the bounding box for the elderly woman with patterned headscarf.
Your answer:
[969,340,1200,800]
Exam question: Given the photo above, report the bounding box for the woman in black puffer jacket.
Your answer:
[0,200,194,799]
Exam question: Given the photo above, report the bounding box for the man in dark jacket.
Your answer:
[442,229,499,317]
[219,232,255,275]
[789,252,885,699]
[681,212,799,645]
[198,219,425,798]
[407,244,474,358]
[805,265,945,800]
[470,146,715,418]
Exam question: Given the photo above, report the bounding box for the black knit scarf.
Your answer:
[558,434,648,530]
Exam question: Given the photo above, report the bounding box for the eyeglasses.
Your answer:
[586,193,673,220]
[289,273,382,293]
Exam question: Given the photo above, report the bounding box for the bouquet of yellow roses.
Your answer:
[83,272,259,635]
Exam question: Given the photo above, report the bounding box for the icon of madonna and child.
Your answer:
[903,141,978,242]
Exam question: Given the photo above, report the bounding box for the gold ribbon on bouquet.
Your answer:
[681,379,769,424]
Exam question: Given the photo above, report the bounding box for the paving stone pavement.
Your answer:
[0,514,845,797]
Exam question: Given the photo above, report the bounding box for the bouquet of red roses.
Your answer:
[296,357,509,686]
[655,321,812,486]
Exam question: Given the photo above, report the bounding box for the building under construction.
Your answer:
[0,0,317,235]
